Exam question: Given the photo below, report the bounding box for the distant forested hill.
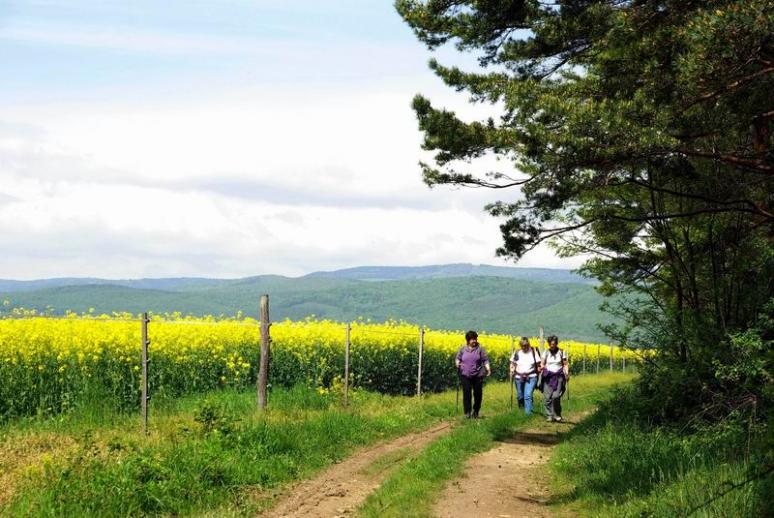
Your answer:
[305,264,591,284]
[0,265,612,340]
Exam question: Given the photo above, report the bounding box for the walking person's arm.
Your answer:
[482,348,492,377]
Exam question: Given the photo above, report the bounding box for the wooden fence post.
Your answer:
[257,294,271,410]
[538,326,545,354]
[583,343,587,374]
[344,322,351,407]
[596,344,601,374]
[141,312,150,436]
[609,342,614,371]
[416,326,425,396]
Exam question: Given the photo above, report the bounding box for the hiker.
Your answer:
[510,336,540,415]
[540,335,569,422]
[455,330,491,418]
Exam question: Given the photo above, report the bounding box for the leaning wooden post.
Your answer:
[609,342,614,371]
[344,322,351,407]
[141,312,150,436]
[583,343,587,375]
[538,326,545,354]
[622,353,626,373]
[257,294,271,410]
[416,326,425,396]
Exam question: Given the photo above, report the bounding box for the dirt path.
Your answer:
[432,413,588,518]
[260,422,453,518]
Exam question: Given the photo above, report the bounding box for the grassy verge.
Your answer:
[358,372,634,518]
[0,384,460,517]
[549,385,773,517]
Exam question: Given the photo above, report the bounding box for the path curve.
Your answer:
[432,415,587,518]
[260,422,453,518]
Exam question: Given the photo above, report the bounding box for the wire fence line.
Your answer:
[0,298,639,430]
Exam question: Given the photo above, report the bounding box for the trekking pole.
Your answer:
[455,373,460,414]
[509,371,514,410]
[566,354,571,411]
[509,336,514,410]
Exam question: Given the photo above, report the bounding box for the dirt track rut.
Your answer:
[432,415,586,518]
[260,422,452,518]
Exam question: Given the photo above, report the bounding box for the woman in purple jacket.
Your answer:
[455,330,492,418]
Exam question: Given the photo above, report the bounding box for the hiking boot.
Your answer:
[464,413,471,419]
[472,412,479,419]
[553,416,563,422]
[546,416,553,422]
[517,399,524,408]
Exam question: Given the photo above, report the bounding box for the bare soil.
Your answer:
[432,415,587,518]
[259,422,452,518]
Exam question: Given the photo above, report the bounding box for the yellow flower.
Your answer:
[0,314,644,418]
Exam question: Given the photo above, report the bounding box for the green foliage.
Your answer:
[624,301,774,426]
[397,0,774,429]
[552,386,772,517]
[194,401,241,438]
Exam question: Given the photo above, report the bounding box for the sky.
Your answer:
[1,0,583,280]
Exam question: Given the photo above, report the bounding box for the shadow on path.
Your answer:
[431,412,589,518]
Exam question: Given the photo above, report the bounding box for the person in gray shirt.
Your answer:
[540,335,569,422]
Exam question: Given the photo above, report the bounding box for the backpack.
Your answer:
[511,348,540,378]
[535,347,544,391]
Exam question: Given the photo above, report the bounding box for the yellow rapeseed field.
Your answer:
[0,313,640,418]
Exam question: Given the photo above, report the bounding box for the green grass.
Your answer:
[549,385,773,517]
[358,372,634,518]
[359,447,414,478]
[1,385,458,517]
[1,373,637,517]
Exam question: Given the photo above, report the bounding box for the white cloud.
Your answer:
[0,81,582,280]
[0,175,524,277]
[2,83,509,206]
[0,1,589,281]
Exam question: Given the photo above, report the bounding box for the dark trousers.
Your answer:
[543,376,565,418]
[460,375,483,416]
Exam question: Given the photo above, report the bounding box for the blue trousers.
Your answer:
[515,376,538,415]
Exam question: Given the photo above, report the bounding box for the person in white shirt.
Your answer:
[540,335,569,422]
[509,337,541,415]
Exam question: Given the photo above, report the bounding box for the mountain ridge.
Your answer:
[0,263,588,292]
[0,270,611,341]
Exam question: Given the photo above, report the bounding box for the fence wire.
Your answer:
[0,312,640,428]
